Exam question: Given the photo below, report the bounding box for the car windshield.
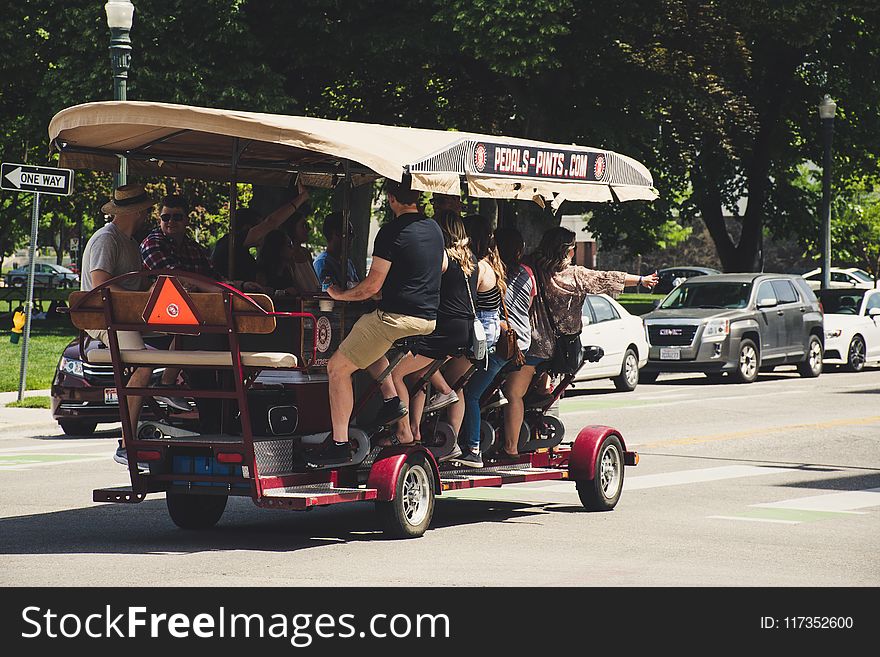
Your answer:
[817,289,866,314]
[850,269,873,283]
[660,282,752,309]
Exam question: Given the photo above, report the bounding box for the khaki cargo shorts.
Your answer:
[86,329,145,351]
[337,310,435,369]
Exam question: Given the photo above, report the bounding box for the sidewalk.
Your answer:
[0,389,58,433]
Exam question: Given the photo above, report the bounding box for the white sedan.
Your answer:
[817,288,880,372]
[575,293,650,391]
[803,267,878,290]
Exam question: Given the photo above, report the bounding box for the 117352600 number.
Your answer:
[761,616,854,630]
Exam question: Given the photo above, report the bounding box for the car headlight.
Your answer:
[701,318,730,341]
[824,329,842,339]
[59,356,84,377]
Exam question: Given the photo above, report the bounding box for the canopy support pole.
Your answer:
[341,161,352,282]
[228,138,241,280]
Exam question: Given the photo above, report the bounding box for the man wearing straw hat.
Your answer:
[80,183,155,468]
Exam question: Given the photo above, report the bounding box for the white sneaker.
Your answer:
[481,390,508,411]
[424,390,459,414]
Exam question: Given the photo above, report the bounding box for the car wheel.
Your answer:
[576,433,624,511]
[797,335,823,378]
[166,492,228,530]
[58,420,97,436]
[613,348,639,392]
[638,371,658,384]
[732,339,759,383]
[845,335,866,373]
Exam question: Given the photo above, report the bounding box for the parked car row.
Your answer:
[4,263,79,288]
[640,272,880,384]
[653,265,878,295]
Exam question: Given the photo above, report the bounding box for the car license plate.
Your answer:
[660,348,681,360]
[104,388,118,405]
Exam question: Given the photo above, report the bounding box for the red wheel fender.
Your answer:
[367,446,441,501]
[569,425,626,481]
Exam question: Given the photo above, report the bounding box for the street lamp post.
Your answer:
[104,1,135,188]
[818,94,837,291]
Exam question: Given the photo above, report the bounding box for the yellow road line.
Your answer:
[638,415,880,448]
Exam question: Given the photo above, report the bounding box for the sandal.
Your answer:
[374,435,419,448]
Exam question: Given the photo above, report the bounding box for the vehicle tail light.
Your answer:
[217,452,243,464]
[818,301,824,314]
[135,450,162,462]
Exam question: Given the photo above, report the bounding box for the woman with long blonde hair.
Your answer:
[384,209,478,446]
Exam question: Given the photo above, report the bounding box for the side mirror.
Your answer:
[757,298,777,309]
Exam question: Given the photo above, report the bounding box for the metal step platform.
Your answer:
[258,483,378,510]
[439,464,568,492]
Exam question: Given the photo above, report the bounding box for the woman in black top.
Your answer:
[386,210,478,445]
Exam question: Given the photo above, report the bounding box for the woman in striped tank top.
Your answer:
[457,222,532,468]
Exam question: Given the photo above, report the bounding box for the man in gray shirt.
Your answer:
[80,184,155,468]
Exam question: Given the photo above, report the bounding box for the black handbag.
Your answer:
[535,271,584,376]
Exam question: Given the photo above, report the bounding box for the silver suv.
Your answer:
[640,273,824,383]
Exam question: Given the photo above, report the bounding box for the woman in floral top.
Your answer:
[500,227,657,456]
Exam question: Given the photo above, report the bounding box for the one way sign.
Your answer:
[1,163,73,196]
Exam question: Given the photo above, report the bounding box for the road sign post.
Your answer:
[1,162,74,401]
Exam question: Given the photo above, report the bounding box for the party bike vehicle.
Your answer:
[51,100,658,538]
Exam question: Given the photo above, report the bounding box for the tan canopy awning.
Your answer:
[49,101,658,205]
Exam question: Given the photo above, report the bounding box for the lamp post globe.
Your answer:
[105,1,135,187]
[818,94,837,291]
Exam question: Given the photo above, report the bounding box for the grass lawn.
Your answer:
[618,292,660,316]
[0,318,77,392]
[6,396,51,408]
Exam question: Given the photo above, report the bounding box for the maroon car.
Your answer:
[51,338,193,435]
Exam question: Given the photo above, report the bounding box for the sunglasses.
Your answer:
[160,213,186,222]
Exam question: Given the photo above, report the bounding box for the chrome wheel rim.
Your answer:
[402,465,430,526]
[809,339,823,372]
[625,353,638,387]
[849,337,865,370]
[739,344,757,379]
[598,444,622,499]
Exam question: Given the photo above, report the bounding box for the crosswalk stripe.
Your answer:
[752,488,880,513]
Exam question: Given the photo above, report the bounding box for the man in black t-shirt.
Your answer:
[310,177,446,465]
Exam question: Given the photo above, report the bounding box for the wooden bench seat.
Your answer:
[85,348,297,368]
[69,284,302,370]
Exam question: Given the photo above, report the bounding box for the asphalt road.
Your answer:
[1,364,878,588]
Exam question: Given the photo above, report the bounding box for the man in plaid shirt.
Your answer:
[140,194,220,284]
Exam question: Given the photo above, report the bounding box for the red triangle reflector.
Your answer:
[142,275,202,327]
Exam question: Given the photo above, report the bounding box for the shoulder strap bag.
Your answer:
[495,286,525,366]
[463,263,488,368]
